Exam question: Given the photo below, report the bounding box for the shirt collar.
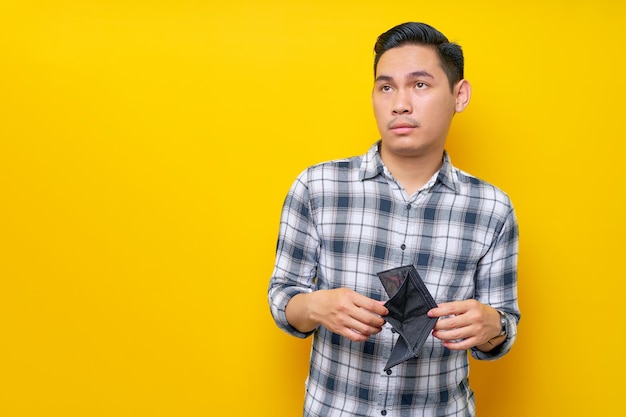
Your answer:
[359,141,385,181]
[359,141,458,193]
[437,151,458,192]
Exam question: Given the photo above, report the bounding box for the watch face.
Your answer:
[499,311,507,336]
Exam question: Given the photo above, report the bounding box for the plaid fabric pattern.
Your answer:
[268,142,520,417]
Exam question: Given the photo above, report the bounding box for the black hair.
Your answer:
[374,22,464,91]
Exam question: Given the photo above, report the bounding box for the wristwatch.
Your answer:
[496,309,508,337]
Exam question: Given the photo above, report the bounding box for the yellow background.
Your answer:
[1,1,624,416]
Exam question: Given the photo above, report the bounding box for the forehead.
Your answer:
[375,44,443,78]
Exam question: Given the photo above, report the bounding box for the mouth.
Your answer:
[387,119,419,134]
[388,122,418,135]
[390,123,416,129]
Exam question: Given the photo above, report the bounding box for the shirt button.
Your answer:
[400,244,406,250]
[381,411,387,416]
[407,203,411,210]
[386,369,392,375]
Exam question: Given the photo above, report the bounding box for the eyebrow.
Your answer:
[375,70,435,83]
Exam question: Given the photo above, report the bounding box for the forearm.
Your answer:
[284,288,388,342]
[285,292,319,333]
[473,306,507,352]
[470,308,518,360]
[475,333,506,352]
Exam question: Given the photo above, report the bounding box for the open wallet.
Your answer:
[377,265,439,371]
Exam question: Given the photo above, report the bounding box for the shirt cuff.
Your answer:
[269,287,316,339]
[470,313,518,361]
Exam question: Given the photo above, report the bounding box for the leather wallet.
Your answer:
[377,265,438,371]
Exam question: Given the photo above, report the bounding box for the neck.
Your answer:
[380,147,444,195]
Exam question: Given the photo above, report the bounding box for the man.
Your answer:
[268,22,520,416]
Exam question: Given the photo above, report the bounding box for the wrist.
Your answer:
[286,292,320,333]
[476,309,508,352]
[487,309,508,344]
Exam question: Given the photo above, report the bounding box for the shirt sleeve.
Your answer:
[267,169,320,338]
[470,199,521,361]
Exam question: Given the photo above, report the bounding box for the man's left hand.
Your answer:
[427,300,503,351]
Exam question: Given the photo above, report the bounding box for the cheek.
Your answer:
[421,97,455,121]
[372,102,386,123]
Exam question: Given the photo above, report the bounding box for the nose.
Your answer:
[392,90,412,114]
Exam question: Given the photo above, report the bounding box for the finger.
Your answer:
[428,302,460,318]
[432,313,475,331]
[442,337,479,351]
[429,299,479,318]
[342,328,370,342]
[432,316,450,331]
[356,297,389,317]
[345,319,384,338]
[432,327,466,341]
[353,307,387,329]
[339,320,382,341]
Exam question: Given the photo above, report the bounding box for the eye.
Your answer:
[415,82,426,89]
[380,85,393,92]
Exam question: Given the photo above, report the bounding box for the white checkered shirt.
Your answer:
[268,142,520,417]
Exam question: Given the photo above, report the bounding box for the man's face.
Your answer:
[372,44,465,160]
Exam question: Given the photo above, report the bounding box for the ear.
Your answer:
[454,79,471,113]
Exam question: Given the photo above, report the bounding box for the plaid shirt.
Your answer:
[268,142,520,417]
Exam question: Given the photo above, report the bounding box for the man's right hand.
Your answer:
[285,288,388,342]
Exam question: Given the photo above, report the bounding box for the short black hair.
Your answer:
[374,22,464,91]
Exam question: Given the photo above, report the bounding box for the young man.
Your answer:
[268,22,520,416]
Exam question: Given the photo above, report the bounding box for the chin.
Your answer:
[383,138,426,154]
[384,143,445,162]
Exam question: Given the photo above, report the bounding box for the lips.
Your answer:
[388,121,418,135]
[388,118,419,131]
[390,123,416,129]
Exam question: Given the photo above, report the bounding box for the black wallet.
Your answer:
[377,265,438,371]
